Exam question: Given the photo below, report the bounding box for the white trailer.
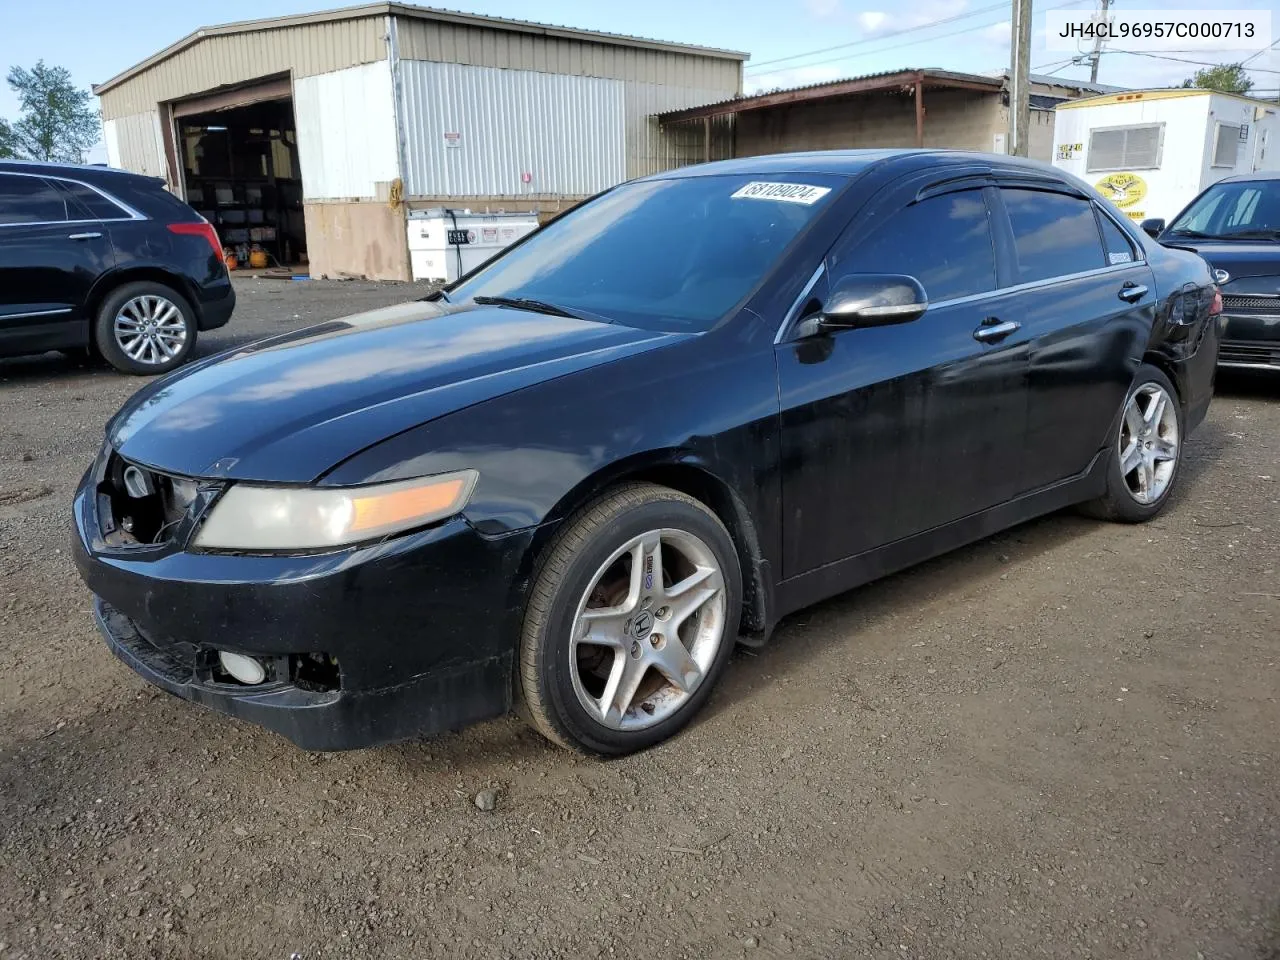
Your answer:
[1051,89,1280,225]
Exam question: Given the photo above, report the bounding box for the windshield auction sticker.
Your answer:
[731,182,832,205]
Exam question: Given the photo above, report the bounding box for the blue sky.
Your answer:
[2,0,1278,160]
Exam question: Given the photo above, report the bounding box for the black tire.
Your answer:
[93,281,198,375]
[1080,363,1184,523]
[517,483,743,756]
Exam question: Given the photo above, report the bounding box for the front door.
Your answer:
[776,186,1030,578]
[0,172,114,354]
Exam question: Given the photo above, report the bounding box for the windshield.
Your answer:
[1167,179,1280,240]
[449,174,843,332]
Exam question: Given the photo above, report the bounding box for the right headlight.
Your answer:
[193,469,478,551]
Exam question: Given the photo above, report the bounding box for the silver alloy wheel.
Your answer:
[569,528,727,731]
[114,295,188,366]
[1119,382,1179,505]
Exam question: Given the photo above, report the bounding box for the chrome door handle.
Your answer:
[1118,283,1148,303]
[68,232,102,240]
[973,319,1021,343]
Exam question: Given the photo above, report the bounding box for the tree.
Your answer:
[4,61,99,162]
[0,117,17,159]
[1181,63,1254,95]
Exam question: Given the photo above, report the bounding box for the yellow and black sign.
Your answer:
[1094,172,1148,209]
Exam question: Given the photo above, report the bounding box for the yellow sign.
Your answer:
[1095,172,1148,209]
[1124,210,1146,221]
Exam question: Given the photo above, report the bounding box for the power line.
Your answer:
[1111,49,1280,76]
[746,0,1093,78]
[745,0,1008,73]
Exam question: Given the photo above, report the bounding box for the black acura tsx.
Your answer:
[73,150,1222,756]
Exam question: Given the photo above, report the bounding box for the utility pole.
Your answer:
[1088,0,1111,84]
[1008,0,1033,156]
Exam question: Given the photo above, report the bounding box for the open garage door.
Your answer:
[167,75,307,269]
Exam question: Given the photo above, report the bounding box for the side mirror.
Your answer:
[1140,218,1166,239]
[809,274,928,333]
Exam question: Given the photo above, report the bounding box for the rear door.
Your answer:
[775,181,1030,577]
[0,172,115,354]
[993,186,1154,491]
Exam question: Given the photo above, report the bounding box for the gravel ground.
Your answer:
[1,277,1278,960]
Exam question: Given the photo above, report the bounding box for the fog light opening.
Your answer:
[217,650,267,686]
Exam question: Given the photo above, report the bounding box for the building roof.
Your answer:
[658,68,1004,124]
[94,2,748,95]
[1057,87,1280,110]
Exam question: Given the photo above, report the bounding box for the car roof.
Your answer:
[0,159,159,185]
[640,148,1077,182]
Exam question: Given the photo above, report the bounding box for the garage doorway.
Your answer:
[170,77,306,270]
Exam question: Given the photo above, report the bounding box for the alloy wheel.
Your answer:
[114,295,188,366]
[569,528,727,731]
[1119,382,1179,505]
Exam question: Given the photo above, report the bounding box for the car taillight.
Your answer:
[168,221,224,263]
[1209,287,1223,316]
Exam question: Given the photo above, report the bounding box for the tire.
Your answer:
[1080,363,1184,523]
[517,483,743,756]
[94,281,197,375]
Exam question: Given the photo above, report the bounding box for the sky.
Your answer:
[2,0,1278,162]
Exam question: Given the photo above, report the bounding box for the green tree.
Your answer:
[1181,63,1254,95]
[0,117,17,159]
[4,61,99,162]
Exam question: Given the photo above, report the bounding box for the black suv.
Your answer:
[1144,172,1280,372]
[0,160,234,374]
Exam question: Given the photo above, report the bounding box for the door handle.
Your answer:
[1118,282,1148,303]
[68,232,102,240]
[972,318,1021,343]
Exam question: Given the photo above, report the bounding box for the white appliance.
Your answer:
[407,209,540,283]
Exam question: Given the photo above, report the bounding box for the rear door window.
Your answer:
[0,174,70,225]
[830,190,997,302]
[1002,188,1106,283]
[1097,210,1139,265]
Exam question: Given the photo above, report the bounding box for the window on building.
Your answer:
[1002,188,1106,283]
[1213,123,1243,168]
[0,175,70,225]
[830,190,997,303]
[1087,124,1164,172]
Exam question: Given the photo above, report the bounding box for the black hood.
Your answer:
[107,300,687,483]
[1162,240,1280,283]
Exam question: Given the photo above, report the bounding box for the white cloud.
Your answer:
[858,11,890,33]
[805,0,843,19]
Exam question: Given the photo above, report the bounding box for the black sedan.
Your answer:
[73,150,1221,756]
[0,160,234,374]
[1143,171,1280,372]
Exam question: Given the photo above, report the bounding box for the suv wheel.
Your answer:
[94,281,197,375]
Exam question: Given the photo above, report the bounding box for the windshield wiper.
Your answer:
[1164,228,1214,240]
[472,295,590,320]
[1219,229,1280,241]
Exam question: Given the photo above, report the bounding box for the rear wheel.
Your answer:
[517,483,742,756]
[94,281,197,375]
[1081,364,1183,523]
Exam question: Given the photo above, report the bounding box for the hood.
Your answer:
[1161,240,1280,283]
[109,300,685,482]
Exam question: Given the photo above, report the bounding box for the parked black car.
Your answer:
[73,150,1221,756]
[1143,171,1280,371]
[0,160,234,374]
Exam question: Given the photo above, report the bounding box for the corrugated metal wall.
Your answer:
[394,18,741,93]
[98,16,386,119]
[624,83,735,178]
[294,61,400,200]
[101,111,167,179]
[399,60,626,198]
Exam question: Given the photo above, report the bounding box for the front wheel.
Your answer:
[1081,363,1184,523]
[94,281,197,375]
[517,484,742,756]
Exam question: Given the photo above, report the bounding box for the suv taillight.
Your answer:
[168,221,224,263]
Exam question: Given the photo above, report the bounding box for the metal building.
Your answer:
[93,3,745,280]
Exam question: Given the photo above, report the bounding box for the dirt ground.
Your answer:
[1,277,1277,960]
